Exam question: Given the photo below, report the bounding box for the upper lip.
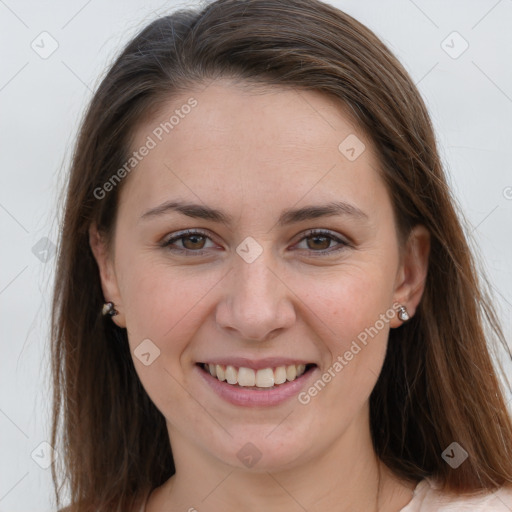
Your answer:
[198,357,316,371]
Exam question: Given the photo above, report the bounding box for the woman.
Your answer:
[51,0,512,511]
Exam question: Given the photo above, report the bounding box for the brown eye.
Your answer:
[162,229,215,254]
[294,229,349,255]
[306,234,331,250]
[182,233,207,250]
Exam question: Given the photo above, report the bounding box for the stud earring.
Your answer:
[102,301,118,317]
[397,305,409,322]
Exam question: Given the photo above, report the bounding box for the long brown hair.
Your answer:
[51,0,512,510]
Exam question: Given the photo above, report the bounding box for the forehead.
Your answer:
[121,79,388,223]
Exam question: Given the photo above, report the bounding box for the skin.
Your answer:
[90,79,430,512]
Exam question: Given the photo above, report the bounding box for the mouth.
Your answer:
[196,362,317,390]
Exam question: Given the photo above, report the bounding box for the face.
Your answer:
[90,79,429,472]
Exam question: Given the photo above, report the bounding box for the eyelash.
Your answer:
[160,228,350,256]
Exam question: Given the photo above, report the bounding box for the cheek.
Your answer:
[300,267,394,420]
[117,252,224,355]
[116,255,225,415]
[298,263,395,402]
[303,261,395,338]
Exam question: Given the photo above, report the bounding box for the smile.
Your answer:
[195,361,318,407]
[200,362,314,389]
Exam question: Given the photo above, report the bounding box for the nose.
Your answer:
[215,250,296,342]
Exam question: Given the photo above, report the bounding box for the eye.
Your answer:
[293,229,349,255]
[161,228,350,257]
[161,229,218,255]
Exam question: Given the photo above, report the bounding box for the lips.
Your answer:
[195,361,318,407]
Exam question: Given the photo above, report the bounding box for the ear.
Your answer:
[390,224,430,328]
[89,223,126,328]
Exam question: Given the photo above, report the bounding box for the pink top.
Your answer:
[139,478,512,511]
[399,478,512,511]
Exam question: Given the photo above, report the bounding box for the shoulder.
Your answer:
[401,478,512,511]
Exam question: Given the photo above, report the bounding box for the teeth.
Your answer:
[274,366,287,384]
[203,363,309,388]
[225,365,237,385]
[215,364,225,381]
[238,367,255,387]
[286,365,297,381]
[256,368,274,388]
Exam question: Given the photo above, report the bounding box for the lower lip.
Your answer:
[195,364,318,407]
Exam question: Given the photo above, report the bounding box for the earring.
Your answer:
[397,305,410,322]
[102,301,118,317]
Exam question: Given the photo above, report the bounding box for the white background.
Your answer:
[1,0,511,510]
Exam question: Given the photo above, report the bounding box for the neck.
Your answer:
[147,407,416,512]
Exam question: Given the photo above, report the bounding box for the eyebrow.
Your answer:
[139,199,368,226]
